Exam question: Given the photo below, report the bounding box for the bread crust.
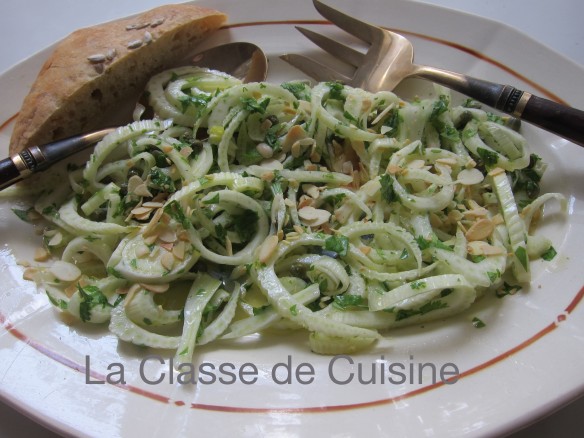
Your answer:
[9,3,227,155]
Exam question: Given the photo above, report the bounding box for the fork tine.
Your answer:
[312,0,382,44]
[279,54,352,83]
[296,26,365,67]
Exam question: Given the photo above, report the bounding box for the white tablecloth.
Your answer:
[1,1,582,436]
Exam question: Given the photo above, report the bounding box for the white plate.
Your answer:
[1,0,584,436]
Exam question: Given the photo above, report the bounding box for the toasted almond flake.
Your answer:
[131,206,153,216]
[492,213,504,225]
[261,171,275,182]
[466,158,477,169]
[256,142,274,159]
[305,163,318,171]
[142,201,164,209]
[463,207,488,219]
[488,167,505,177]
[457,168,485,185]
[172,241,186,260]
[179,146,193,158]
[178,230,190,242]
[285,232,300,241]
[158,227,177,244]
[281,125,308,153]
[298,206,331,226]
[465,218,495,241]
[258,235,279,264]
[143,233,159,245]
[48,232,63,247]
[23,267,38,281]
[341,161,354,175]
[140,283,169,293]
[128,175,144,193]
[133,182,152,197]
[161,252,175,270]
[302,184,320,199]
[291,141,302,158]
[135,243,151,258]
[160,242,174,252]
[50,261,82,282]
[297,195,315,209]
[34,247,50,262]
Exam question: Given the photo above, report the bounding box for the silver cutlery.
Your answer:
[281,0,584,147]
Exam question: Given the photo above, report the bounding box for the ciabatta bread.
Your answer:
[9,3,227,155]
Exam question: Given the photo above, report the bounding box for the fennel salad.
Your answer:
[9,66,565,362]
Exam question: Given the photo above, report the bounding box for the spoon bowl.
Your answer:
[0,42,268,190]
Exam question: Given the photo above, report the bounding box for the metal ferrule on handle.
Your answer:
[0,127,116,191]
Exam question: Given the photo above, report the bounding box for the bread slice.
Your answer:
[9,3,227,155]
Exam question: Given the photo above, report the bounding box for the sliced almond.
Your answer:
[302,184,320,199]
[179,146,193,158]
[134,183,153,198]
[34,247,51,262]
[281,125,308,153]
[297,206,324,221]
[48,232,63,247]
[172,241,186,260]
[50,261,82,282]
[127,175,144,194]
[457,168,485,186]
[161,252,175,271]
[140,283,170,293]
[158,227,177,243]
[258,235,279,264]
[465,218,495,241]
[23,267,38,281]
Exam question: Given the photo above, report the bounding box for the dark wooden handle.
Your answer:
[416,68,584,147]
[0,157,23,190]
[511,93,584,146]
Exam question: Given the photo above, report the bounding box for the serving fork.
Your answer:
[281,0,584,147]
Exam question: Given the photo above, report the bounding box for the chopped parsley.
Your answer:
[324,235,349,257]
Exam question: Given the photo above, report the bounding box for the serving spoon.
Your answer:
[0,42,268,191]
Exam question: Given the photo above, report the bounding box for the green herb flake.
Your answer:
[11,207,34,223]
[410,280,427,290]
[77,284,110,322]
[541,246,557,261]
[472,317,486,328]
[324,235,349,257]
[514,246,529,271]
[240,96,270,114]
[380,174,399,203]
[289,304,298,316]
[332,295,366,310]
[203,193,220,205]
[477,147,499,167]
